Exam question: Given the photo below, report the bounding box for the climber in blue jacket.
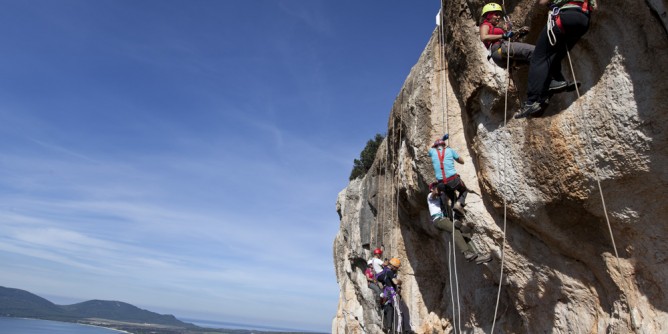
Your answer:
[428,134,468,219]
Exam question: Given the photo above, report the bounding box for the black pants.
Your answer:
[382,303,394,332]
[437,176,468,216]
[526,9,590,103]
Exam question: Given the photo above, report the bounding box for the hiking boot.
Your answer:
[463,251,478,262]
[475,253,493,264]
[564,81,581,92]
[539,96,550,105]
[514,101,542,119]
[460,221,475,234]
[548,80,567,91]
[453,202,465,215]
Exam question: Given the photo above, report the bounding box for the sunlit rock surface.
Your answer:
[332,1,667,333]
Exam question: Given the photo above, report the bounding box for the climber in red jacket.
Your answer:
[479,3,533,68]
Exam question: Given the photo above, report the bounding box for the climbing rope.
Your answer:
[383,146,390,254]
[438,5,450,137]
[437,4,463,333]
[490,37,512,334]
[377,163,384,252]
[394,119,402,261]
[564,48,634,320]
[446,243,457,333]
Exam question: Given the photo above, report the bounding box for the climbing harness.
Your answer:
[548,0,592,46]
[547,6,561,46]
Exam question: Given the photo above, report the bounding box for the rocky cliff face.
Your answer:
[332,1,668,333]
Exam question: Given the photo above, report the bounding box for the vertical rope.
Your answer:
[491,33,513,334]
[379,159,386,252]
[447,243,458,333]
[439,2,449,136]
[385,144,390,255]
[438,3,461,332]
[565,49,633,320]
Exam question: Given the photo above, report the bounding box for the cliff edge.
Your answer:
[332,1,668,333]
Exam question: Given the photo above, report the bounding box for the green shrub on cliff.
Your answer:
[349,133,385,180]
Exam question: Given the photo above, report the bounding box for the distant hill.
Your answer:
[0,286,73,320]
[0,286,195,328]
[62,299,193,327]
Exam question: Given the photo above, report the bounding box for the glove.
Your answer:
[442,134,449,141]
[502,31,514,40]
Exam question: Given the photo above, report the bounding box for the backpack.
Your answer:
[364,267,375,280]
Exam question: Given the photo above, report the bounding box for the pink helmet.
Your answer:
[432,139,446,148]
[373,248,383,255]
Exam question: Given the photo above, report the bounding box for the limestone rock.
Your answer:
[333,1,668,333]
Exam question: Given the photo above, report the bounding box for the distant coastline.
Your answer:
[0,286,326,334]
[0,317,128,334]
[183,317,313,332]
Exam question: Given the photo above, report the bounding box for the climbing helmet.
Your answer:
[389,258,401,268]
[481,3,503,16]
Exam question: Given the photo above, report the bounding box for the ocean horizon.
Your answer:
[182,317,319,332]
[0,317,122,334]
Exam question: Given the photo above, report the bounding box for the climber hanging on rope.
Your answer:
[427,134,468,220]
[515,0,596,119]
[428,183,492,264]
[479,2,533,68]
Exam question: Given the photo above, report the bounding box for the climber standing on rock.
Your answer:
[377,258,403,333]
[366,248,384,304]
[428,134,468,220]
[368,248,384,275]
[428,183,492,264]
[479,2,533,67]
[515,0,596,118]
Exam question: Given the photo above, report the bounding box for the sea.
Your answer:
[0,317,122,334]
[184,318,307,332]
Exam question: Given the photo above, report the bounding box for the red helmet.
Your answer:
[373,248,383,255]
[432,139,446,148]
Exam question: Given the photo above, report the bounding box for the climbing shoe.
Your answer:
[514,101,542,119]
[564,81,581,92]
[475,253,493,264]
[549,80,581,93]
[463,251,478,262]
[453,202,465,215]
[548,80,567,91]
[461,221,476,233]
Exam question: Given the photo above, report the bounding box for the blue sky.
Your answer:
[0,1,438,331]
